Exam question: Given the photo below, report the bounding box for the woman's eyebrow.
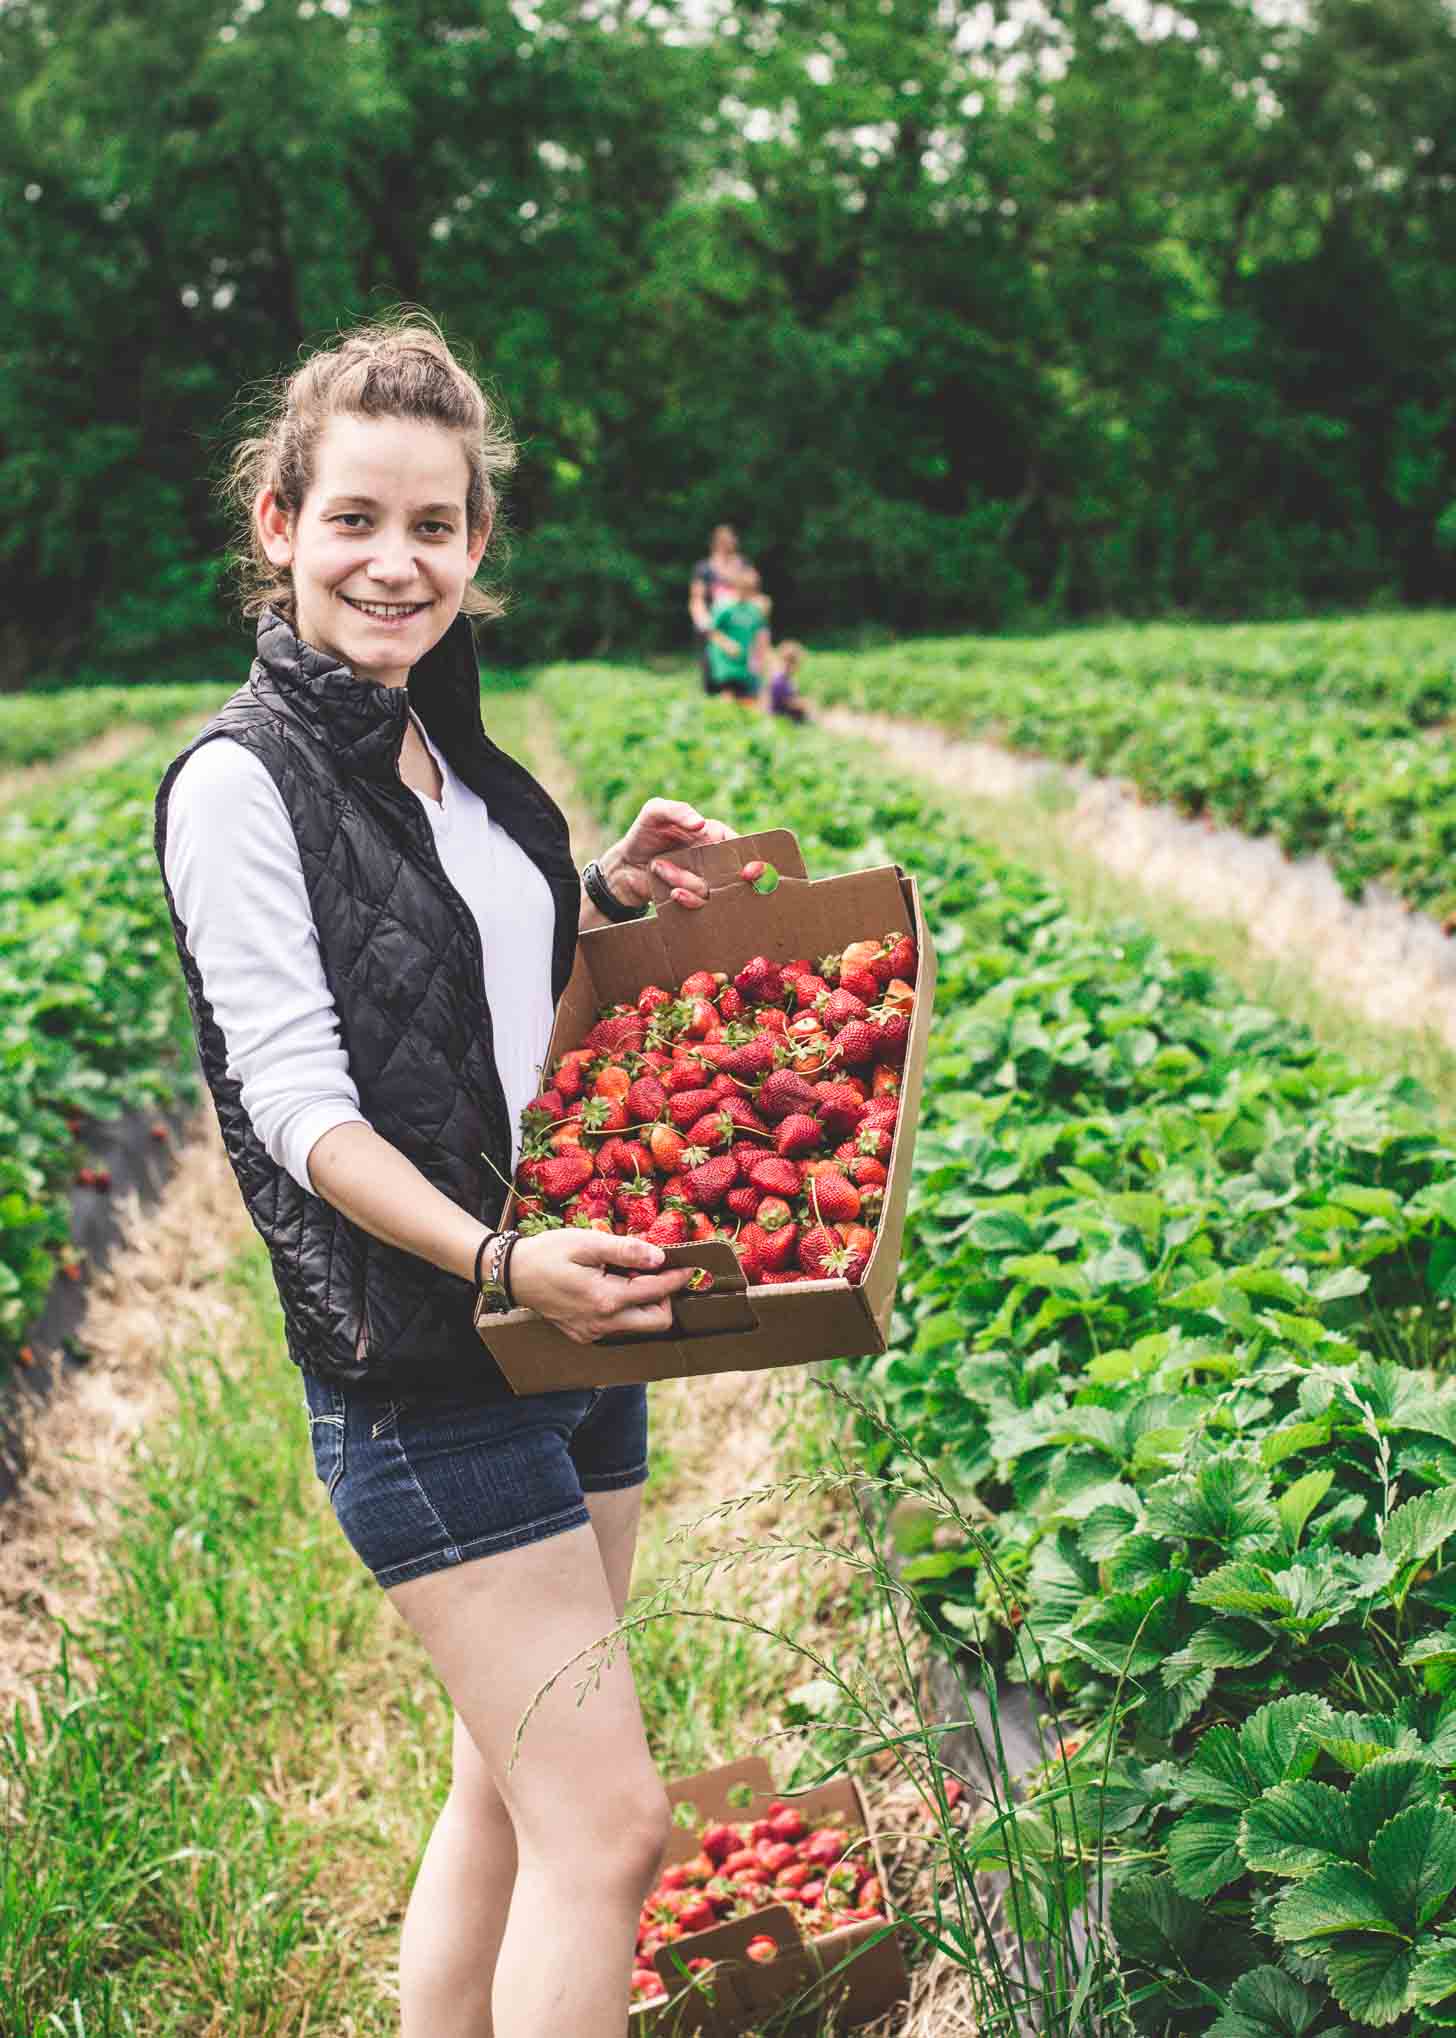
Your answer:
[320,494,462,516]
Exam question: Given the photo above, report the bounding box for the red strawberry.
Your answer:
[709,1072,738,1097]
[553,1049,593,1099]
[790,973,831,1011]
[831,1019,880,1067]
[626,1075,668,1123]
[839,963,880,1002]
[687,1110,736,1152]
[734,955,784,1004]
[872,1006,910,1064]
[812,1081,866,1140]
[755,1007,788,1036]
[732,1138,769,1174]
[614,1178,660,1225]
[759,1221,798,1271]
[726,1184,763,1220]
[717,984,747,1022]
[769,1808,807,1842]
[676,1894,717,1933]
[583,1013,645,1056]
[840,1150,889,1187]
[723,1034,781,1080]
[686,997,717,1038]
[701,1824,738,1865]
[719,1094,770,1135]
[745,1936,779,1963]
[663,1058,707,1095]
[597,1137,653,1179]
[660,1171,693,1204]
[637,983,673,1015]
[680,970,722,1001]
[822,989,868,1032]
[668,1087,720,1131]
[581,1094,629,1134]
[808,1168,860,1224]
[775,1113,822,1159]
[799,1224,843,1279]
[748,1155,802,1197]
[523,1086,564,1122]
[756,1069,820,1123]
[755,1195,794,1231]
[760,1270,806,1285]
[645,1209,689,1247]
[685,1155,739,1209]
[878,933,916,982]
[736,1226,772,1281]
[536,1151,596,1201]
[870,1065,901,1098]
[648,1123,686,1173]
[804,1828,849,1866]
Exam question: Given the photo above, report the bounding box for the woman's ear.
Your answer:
[256,487,294,568]
[467,513,492,574]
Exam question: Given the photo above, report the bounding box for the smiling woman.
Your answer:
[147,312,740,2038]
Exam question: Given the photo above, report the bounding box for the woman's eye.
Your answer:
[333,513,368,529]
[420,521,452,537]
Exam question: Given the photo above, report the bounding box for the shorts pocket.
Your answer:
[306,1382,348,1501]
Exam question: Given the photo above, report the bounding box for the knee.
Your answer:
[542,1781,672,1897]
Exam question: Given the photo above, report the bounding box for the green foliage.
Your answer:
[805,614,1456,924]
[0,681,231,767]
[4,0,1456,672]
[544,661,1456,2032]
[0,746,202,1365]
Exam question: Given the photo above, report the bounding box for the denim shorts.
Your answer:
[300,1371,649,1590]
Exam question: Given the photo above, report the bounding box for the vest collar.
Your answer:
[252,607,488,782]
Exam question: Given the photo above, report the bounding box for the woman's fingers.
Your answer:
[599,1267,693,1308]
[597,1300,676,1339]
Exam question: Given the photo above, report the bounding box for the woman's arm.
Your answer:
[306,1122,690,1342]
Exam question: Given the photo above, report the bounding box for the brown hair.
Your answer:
[223,311,516,621]
[775,639,804,669]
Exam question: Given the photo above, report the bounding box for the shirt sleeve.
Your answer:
[163,739,368,1193]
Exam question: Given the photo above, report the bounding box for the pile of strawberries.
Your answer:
[513,930,918,1285]
[631,1802,888,2006]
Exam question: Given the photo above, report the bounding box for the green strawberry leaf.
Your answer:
[1323,1939,1415,2028]
[1349,1756,1441,1839]
[1240,1780,1361,1878]
[1383,1487,1456,1584]
[1183,1724,1262,1810]
[1369,1803,1456,1932]
[1409,1940,1456,2009]
[1143,1459,1280,1547]
[1206,1966,1324,2038]
[1272,1863,1399,1944]
[1241,1695,1333,1791]
[1109,1871,1214,1968]
[1314,1712,1426,1774]
[1277,1469,1334,1550]
[1168,1806,1244,1899]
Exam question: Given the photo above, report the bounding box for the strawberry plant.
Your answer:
[801,615,1456,926]
[0,682,227,769]
[0,744,202,1370]
[544,663,1456,2032]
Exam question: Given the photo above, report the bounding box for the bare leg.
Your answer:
[395,1486,646,2035]
[388,1516,667,2038]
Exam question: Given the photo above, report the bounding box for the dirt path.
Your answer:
[0,712,203,806]
[827,705,1456,1058]
[0,1111,253,1727]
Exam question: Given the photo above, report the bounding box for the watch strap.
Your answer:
[582,857,648,924]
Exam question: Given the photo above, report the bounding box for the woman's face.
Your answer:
[258,413,488,688]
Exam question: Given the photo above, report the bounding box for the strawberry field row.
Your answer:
[0,682,229,770]
[805,619,1456,927]
[541,665,1456,2032]
[0,749,201,1371]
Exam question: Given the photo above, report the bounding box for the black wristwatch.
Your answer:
[582,857,649,924]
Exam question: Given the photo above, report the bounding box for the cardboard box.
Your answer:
[632,1755,909,2037]
[475,829,936,1391]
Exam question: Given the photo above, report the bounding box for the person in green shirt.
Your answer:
[707,561,771,701]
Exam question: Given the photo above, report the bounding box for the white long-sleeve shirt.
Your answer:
[163,714,557,1194]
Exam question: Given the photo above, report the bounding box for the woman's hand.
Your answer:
[596,799,735,911]
[509,1228,694,1344]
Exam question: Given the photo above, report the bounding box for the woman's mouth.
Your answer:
[340,595,431,624]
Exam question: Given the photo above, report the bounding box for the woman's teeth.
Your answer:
[343,597,428,620]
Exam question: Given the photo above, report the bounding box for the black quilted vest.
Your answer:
[153,609,581,1399]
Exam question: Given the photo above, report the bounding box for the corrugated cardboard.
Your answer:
[632,1755,908,2038]
[476,829,936,1390]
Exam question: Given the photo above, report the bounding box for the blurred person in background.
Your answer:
[687,523,742,690]
[767,639,810,723]
[706,557,771,705]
